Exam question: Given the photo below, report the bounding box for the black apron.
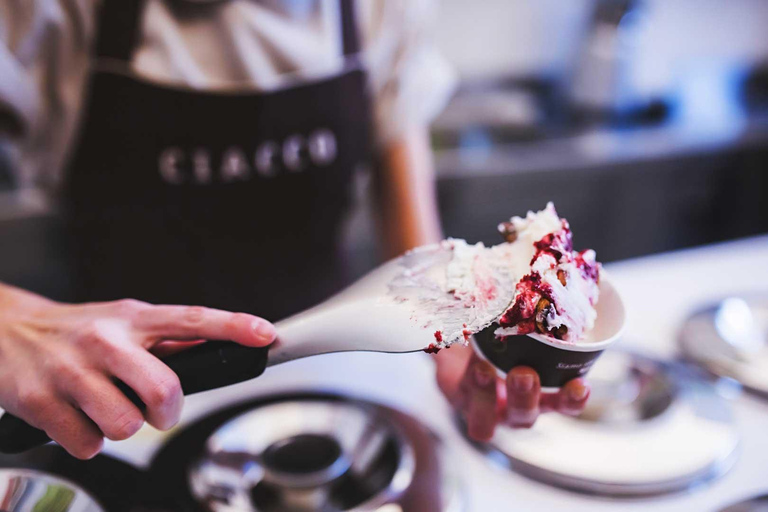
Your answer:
[64,0,372,321]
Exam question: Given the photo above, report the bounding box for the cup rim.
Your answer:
[530,275,625,352]
[471,274,625,355]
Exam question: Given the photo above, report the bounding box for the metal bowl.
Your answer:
[679,295,768,398]
[148,393,464,512]
[0,468,105,512]
[190,400,414,511]
[463,351,740,497]
[721,494,768,512]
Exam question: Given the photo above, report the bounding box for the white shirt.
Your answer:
[0,0,456,189]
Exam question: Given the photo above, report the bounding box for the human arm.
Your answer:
[374,128,442,257]
[0,282,275,459]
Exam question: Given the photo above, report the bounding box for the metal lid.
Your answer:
[679,296,768,398]
[148,394,464,512]
[465,351,739,497]
[0,468,105,512]
[721,494,768,512]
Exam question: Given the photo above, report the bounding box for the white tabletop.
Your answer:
[105,235,768,511]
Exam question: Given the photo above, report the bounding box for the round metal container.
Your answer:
[464,351,740,497]
[149,393,464,512]
[0,468,105,512]
[679,296,768,399]
[0,445,148,511]
[721,494,768,512]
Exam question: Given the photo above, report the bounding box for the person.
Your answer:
[0,0,589,460]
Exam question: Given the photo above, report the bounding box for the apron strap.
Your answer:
[339,0,361,57]
[94,0,147,61]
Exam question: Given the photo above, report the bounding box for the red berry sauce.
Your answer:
[499,273,554,335]
[531,220,572,265]
[575,250,600,283]
[497,220,599,340]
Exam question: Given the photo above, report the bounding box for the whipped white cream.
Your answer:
[499,202,563,250]
[389,239,517,349]
[389,203,601,349]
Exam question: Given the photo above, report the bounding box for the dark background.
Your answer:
[2,0,768,299]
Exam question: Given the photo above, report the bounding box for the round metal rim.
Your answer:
[148,391,465,512]
[0,467,107,511]
[458,354,740,498]
[191,399,417,511]
[466,429,740,498]
[719,493,768,512]
[679,296,768,400]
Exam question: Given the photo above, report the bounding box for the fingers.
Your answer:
[460,355,498,442]
[64,373,144,441]
[557,378,590,416]
[3,297,281,461]
[108,349,183,430]
[539,378,590,415]
[45,406,104,460]
[150,339,206,358]
[21,398,103,460]
[134,305,276,347]
[505,366,541,428]
[434,345,473,408]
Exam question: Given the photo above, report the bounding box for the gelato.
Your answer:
[389,203,601,350]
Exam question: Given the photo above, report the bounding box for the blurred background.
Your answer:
[3,0,768,294]
[1,1,768,511]
[430,0,768,260]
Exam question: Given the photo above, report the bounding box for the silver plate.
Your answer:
[679,296,768,398]
[465,351,740,497]
[0,468,105,512]
[721,494,768,512]
[189,396,465,511]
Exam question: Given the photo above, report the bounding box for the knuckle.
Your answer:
[105,410,144,441]
[148,375,182,410]
[182,306,208,327]
[57,362,89,388]
[229,313,251,330]
[78,322,109,348]
[113,299,147,316]
[77,323,123,356]
[17,389,50,416]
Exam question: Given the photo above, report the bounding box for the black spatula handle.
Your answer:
[0,341,268,454]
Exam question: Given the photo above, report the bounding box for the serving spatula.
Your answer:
[0,243,623,453]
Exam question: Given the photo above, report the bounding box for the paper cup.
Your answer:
[472,277,625,392]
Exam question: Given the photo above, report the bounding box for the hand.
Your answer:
[0,284,276,459]
[435,343,590,441]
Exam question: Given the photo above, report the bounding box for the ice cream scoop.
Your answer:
[0,238,625,454]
